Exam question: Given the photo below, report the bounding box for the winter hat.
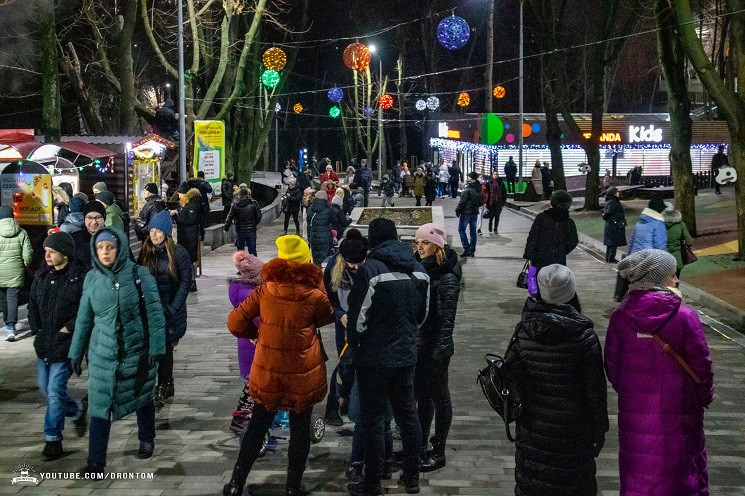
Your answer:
[276,234,311,264]
[331,195,343,207]
[664,201,674,212]
[83,200,107,219]
[239,183,248,189]
[147,209,173,237]
[315,190,327,200]
[74,192,88,203]
[537,264,577,305]
[550,190,573,210]
[415,223,446,249]
[648,197,666,214]
[618,249,677,288]
[339,229,369,264]
[0,205,14,220]
[69,196,85,213]
[288,176,297,186]
[468,171,480,181]
[95,230,119,248]
[95,191,115,206]
[177,182,189,194]
[233,251,263,284]
[144,183,159,195]
[368,218,398,248]
[606,186,619,197]
[43,231,75,259]
[92,181,108,193]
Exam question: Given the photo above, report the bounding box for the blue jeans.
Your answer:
[37,359,82,442]
[349,375,393,463]
[236,230,257,256]
[88,402,155,467]
[0,287,19,327]
[458,214,478,254]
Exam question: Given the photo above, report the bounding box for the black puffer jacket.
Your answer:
[416,246,461,361]
[187,176,213,227]
[224,195,262,235]
[29,260,87,362]
[523,207,579,269]
[507,298,608,496]
[347,240,430,368]
[455,180,482,216]
[221,178,235,206]
[602,195,627,247]
[330,204,351,239]
[145,242,193,344]
[286,185,303,212]
[306,198,334,263]
[135,194,165,241]
[176,188,202,263]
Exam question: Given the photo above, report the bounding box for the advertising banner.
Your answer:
[0,161,53,226]
[193,120,225,195]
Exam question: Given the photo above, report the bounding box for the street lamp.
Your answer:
[368,44,384,181]
[176,0,187,183]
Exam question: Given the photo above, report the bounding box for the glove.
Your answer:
[70,358,82,377]
[592,437,605,457]
[149,354,164,368]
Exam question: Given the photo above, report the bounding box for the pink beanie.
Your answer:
[233,252,264,285]
[415,223,446,248]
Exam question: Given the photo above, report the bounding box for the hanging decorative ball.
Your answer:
[426,96,440,111]
[343,42,371,71]
[328,87,344,103]
[363,106,374,117]
[293,103,303,114]
[437,15,471,50]
[493,85,506,99]
[261,69,280,88]
[262,47,287,71]
[415,99,427,111]
[275,102,282,112]
[457,92,470,107]
[329,106,341,118]
[379,94,394,110]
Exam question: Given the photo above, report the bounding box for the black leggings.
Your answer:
[488,205,503,232]
[284,208,300,233]
[158,342,174,385]
[415,356,452,451]
[605,246,618,262]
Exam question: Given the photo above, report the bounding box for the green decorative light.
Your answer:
[329,106,341,118]
[261,70,280,88]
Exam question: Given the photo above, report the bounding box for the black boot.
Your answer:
[419,441,446,472]
[73,397,88,437]
[42,440,63,461]
[397,472,421,494]
[285,469,309,496]
[346,462,363,483]
[161,379,174,399]
[137,441,154,459]
[324,397,343,427]
[154,385,165,412]
[222,479,244,496]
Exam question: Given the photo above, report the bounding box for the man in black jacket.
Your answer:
[347,218,430,496]
[283,177,303,235]
[135,183,165,241]
[224,186,262,256]
[504,156,518,193]
[455,172,483,257]
[447,160,462,198]
[221,171,235,220]
[71,201,107,269]
[29,232,88,461]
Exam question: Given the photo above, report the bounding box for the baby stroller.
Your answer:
[237,408,326,456]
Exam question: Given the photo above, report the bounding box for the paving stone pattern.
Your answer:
[1,195,744,495]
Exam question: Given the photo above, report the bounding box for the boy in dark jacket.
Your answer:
[224,186,262,256]
[455,172,483,257]
[29,232,88,460]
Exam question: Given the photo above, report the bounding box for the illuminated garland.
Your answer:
[430,137,729,153]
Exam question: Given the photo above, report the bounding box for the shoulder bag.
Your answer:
[516,260,529,289]
[477,330,522,442]
[680,229,697,265]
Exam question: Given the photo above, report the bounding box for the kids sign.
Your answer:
[628,124,663,144]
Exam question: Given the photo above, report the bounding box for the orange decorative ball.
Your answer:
[457,92,470,107]
[293,103,303,114]
[379,94,394,110]
[493,85,506,99]
[343,42,371,71]
[262,47,287,71]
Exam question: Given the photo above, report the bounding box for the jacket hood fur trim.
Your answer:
[261,258,324,288]
[179,188,201,207]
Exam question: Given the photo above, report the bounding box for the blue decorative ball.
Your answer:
[437,15,470,50]
[328,87,344,103]
[363,106,374,118]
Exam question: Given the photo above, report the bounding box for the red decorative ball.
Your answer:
[343,42,371,71]
[379,94,394,110]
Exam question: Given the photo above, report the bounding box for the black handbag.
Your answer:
[516,260,530,289]
[478,351,522,442]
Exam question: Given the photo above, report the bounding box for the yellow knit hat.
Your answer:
[276,234,311,264]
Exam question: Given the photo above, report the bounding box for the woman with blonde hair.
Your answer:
[52,185,70,227]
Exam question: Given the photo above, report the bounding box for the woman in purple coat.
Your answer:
[605,249,714,496]
[228,251,264,432]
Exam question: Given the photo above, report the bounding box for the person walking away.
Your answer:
[711,145,728,194]
[412,167,426,206]
[438,162,450,197]
[307,190,335,264]
[506,264,608,496]
[340,184,355,215]
[413,224,461,472]
[228,252,264,432]
[359,160,373,207]
[0,206,32,341]
[664,207,694,278]
[602,187,627,263]
[135,183,165,242]
[331,195,352,241]
[283,177,303,235]
[424,169,438,206]
[223,235,335,496]
[29,231,88,460]
[523,190,578,270]
[628,197,667,254]
[323,229,369,427]
[541,162,553,199]
[69,227,166,475]
[71,201,107,269]
[605,249,713,495]
[380,173,396,207]
[297,168,311,192]
[137,210,193,410]
[59,196,85,234]
[504,156,518,194]
[346,218,430,496]
[455,172,482,258]
[224,186,262,256]
[531,160,544,198]
[187,172,213,239]
[447,160,461,198]
[172,182,202,292]
[221,171,236,221]
[486,171,507,234]
[95,191,124,231]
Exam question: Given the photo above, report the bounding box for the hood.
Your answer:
[309,198,329,209]
[233,195,252,208]
[616,289,682,335]
[639,208,665,223]
[90,226,131,274]
[0,217,21,238]
[520,297,594,343]
[163,98,175,109]
[261,258,324,300]
[370,240,421,272]
[414,171,425,177]
[228,277,260,288]
[664,209,682,224]
[544,206,570,222]
[179,188,201,207]
[418,245,462,281]
[106,202,123,215]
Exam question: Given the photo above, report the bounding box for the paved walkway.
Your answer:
[1,194,745,495]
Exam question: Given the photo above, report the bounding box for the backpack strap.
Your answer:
[132,264,149,345]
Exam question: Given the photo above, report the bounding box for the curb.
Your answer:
[505,201,745,333]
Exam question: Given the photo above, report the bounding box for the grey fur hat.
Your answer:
[537,264,576,305]
[618,249,677,288]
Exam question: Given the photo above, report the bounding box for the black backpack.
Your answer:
[477,332,522,442]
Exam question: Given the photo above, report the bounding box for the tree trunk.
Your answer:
[583,54,605,211]
[38,0,61,141]
[656,0,696,235]
[116,0,138,134]
[545,110,566,191]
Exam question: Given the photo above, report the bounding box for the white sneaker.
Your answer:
[5,332,16,342]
